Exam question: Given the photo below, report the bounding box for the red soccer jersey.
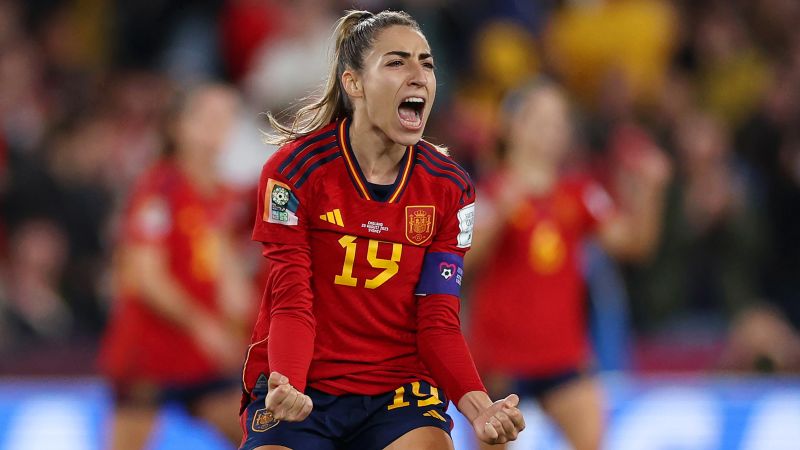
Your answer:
[243,119,482,401]
[99,161,235,384]
[468,172,615,376]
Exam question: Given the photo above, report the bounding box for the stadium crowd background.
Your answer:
[0,0,799,395]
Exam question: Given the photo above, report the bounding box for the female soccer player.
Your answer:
[466,80,670,450]
[239,9,525,450]
[99,85,253,449]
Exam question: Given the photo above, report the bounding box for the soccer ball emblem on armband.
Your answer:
[439,262,456,280]
[271,186,290,206]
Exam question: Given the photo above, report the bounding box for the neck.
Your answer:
[348,114,407,185]
[176,151,217,194]
[508,148,559,195]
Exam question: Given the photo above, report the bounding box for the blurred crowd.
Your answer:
[0,0,799,375]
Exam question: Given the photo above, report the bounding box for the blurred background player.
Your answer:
[98,84,254,450]
[465,79,671,450]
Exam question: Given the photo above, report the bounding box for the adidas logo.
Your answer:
[319,209,344,227]
[423,410,446,422]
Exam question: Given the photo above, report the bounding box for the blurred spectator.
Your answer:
[113,0,223,75]
[243,0,335,111]
[626,111,765,346]
[720,304,800,374]
[737,63,800,330]
[4,115,115,339]
[0,218,70,350]
[692,3,771,128]
[220,0,286,82]
[743,0,800,58]
[0,39,48,154]
[546,0,676,107]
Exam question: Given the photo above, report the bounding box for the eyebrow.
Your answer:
[383,51,433,60]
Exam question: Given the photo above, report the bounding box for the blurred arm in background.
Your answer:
[119,239,243,371]
[596,136,672,263]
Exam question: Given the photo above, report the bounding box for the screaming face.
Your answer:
[347,25,437,146]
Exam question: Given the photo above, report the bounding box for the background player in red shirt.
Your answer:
[99,85,254,449]
[466,80,671,450]
[239,9,525,450]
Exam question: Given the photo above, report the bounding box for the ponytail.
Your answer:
[266,9,420,145]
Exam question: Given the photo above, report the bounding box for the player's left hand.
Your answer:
[472,394,525,445]
[264,371,314,422]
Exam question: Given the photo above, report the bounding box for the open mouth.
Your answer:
[397,96,425,130]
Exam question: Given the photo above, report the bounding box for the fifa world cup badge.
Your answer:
[405,206,435,245]
[264,178,299,226]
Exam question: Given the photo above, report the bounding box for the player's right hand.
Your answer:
[264,371,314,422]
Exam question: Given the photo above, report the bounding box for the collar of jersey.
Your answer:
[337,117,414,203]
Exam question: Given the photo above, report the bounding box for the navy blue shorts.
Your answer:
[239,380,453,450]
[514,369,583,399]
[111,377,238,409]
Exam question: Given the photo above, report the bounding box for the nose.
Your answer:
[408,62,428,87]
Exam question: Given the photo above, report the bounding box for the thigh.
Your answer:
[384,426,453,450]
[539,375,604,450]
[108,405,159,450]
[192,386,244,446]
[107,380,160,450]
[349,380,453,450]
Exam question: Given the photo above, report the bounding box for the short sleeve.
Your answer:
[252,154,309,246]
[428,182,476,256]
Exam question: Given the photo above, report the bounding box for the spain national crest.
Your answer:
[405,206,435,245]
[251,408,280,432]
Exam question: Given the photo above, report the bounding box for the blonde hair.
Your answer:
[266,10,421,145]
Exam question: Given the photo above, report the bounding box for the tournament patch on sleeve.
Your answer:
[263,178,300,225]
[414,252,464,296]
[456,202,475,248]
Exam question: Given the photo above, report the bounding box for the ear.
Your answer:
[341,69,363,99]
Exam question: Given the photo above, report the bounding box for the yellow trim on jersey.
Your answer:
[338,118,414,203]
[388,145,414,203]
[338,119,372,200]
[241,337,269,395]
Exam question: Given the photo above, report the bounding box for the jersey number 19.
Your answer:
[334,235,402,289]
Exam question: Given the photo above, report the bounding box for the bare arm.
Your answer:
[216,233,255,334]
[597,185,667,262]
[598,146,672,262]
[120,243,241,369]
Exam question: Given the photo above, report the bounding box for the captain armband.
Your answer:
[414,252,464,297]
